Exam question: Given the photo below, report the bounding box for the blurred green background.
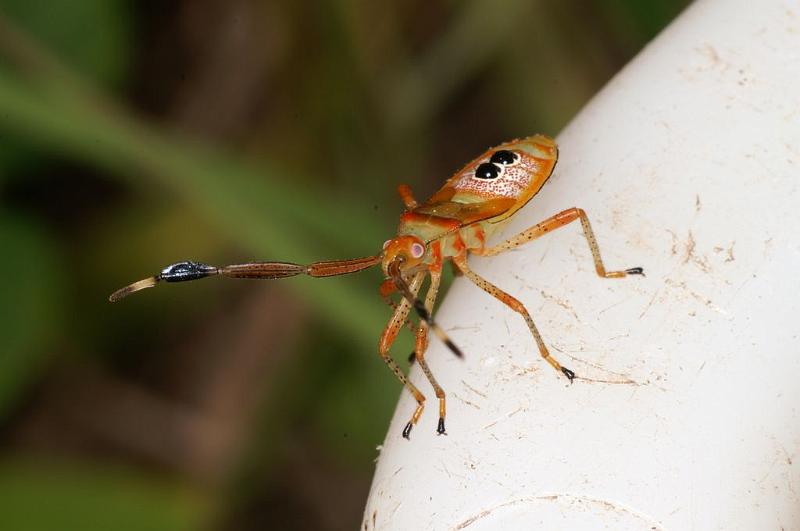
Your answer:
[0,1,688,529]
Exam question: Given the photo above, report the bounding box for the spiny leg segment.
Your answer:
[464,207,642,380]
[388,259,463,360]
[453,255,576,381]
[378,272,429,439]
[380,274,464,363]
[379,279,419,335]
[476,207,644,278]
[411,269,448,436]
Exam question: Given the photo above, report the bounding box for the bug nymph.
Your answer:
[110,134,643,440]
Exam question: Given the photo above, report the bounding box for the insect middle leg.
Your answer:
[453,256,575,381]
[378,272,429,438]
[412,269,449,435]
[475,207,643,278]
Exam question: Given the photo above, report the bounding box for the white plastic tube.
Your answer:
[363,0,800,529]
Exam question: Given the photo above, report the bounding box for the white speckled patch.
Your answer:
[453,154,538,198]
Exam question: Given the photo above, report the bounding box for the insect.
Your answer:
[110,134,642,439]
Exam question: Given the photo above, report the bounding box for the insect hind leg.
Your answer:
[453,257,575,381]
[476,207,644,279]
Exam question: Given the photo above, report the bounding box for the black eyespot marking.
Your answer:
[490,150,518,166]
[475,162,501,179]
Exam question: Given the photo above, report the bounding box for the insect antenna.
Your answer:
[109,256,381,302]
[388,259,463,359]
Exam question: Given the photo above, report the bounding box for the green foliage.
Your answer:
[0,213,61,417]
[0,0,131,86]
[0,460,205,531]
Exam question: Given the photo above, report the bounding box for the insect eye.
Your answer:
[490,150,518,166]
[410,243,425,258]
[474,162,500,179]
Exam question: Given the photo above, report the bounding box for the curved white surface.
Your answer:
[363,0,800,529]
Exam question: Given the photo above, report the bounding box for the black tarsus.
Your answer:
[402,422,413,439]
[437,417,446,435]
[561,366,576,382]
[625,267,645,276]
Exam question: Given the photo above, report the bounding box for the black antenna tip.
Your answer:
[414,300,431,322]
[445,339,464,358]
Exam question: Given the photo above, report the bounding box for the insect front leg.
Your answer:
[453,256,575,381]
[412,269,449,435]
[378,272,428,439]
[379,279,418,335]
[474,208,643,278]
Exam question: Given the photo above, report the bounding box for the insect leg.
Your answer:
[379,280,418,335]
[411,269,449,435]
[388,260,464,360]
[378,272,429,439]
[453,256,575,381]
[475,208,644,278]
